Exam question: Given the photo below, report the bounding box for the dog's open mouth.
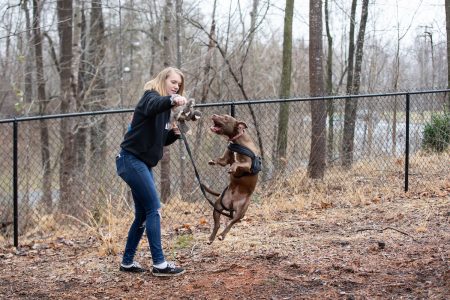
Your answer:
[210,119,223,133]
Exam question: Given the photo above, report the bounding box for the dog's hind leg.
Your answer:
[217,197,250,241]
[208,208,221,244]
[217,213,244,241]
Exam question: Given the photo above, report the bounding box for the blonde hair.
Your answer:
[143,67,185,96]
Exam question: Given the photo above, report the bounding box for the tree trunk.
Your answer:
[175,0,190,200]
[446,0,450,111]
[348,0,369,159]
[275,0,294,173]
[22,0,33,104]
[74,4,87,170]
[71,0,87,203]
[341,0,357,168]
[194,0,217,154]
[200,0,217,105]
[32,0,52,212]
[175,0,182,68]
[160,0,174,203]
[392,2,402,156]
[57,0,75,213]
[19,0,33,218]
[325,0,334,164]
[307,0,326,179]
[162,0,173,68]
[352,0,369,95]
[190,2,266,162]
[87,0,108,182]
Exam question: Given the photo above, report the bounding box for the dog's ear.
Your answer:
[237,122,248,130]
[191,110,201,121]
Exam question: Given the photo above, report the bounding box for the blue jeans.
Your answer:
[116,149,165,265]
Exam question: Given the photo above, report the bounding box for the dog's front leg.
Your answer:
[228,162,253,178]
[208,149,233,167]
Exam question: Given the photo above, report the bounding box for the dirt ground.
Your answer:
[1,193,449,299]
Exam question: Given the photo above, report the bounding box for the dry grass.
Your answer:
[148,151,448,224]
[154,151,449,260]
[9,151,448,257]
[70,194,134,256]
[1,151,448,299]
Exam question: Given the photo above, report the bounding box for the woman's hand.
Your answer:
[172,123,181,135]
[171,95,187,107]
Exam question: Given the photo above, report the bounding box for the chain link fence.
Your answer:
[0,90,449,246]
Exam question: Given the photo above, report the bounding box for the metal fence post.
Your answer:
[404,94,410,192]
[13,118,18,247]
[230,102,235,117]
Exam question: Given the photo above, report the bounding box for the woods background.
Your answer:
[1,0,448,116]
[0,0,449,239]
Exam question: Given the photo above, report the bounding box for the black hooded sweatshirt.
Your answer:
[120,90,179,167]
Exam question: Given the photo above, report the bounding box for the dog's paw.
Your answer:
[208,160,216,165]
[228,166,237,174]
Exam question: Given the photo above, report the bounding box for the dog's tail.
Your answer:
[200,184,221,197]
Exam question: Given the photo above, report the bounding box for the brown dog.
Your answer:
[206,114,261,243]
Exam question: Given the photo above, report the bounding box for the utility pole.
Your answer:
[420,25,435,87]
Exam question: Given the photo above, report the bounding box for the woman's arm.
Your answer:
[140,90,172,117]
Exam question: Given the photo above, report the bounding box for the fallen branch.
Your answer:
[356,226,418,242]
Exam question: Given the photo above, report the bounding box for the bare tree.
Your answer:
[352,0,369,95]
[163,0,173,68]
[308,0,326,179]
[21,0,33,104]
[188,0,219,198]
[194,0,217,150]
[351,0,369,157]
[74,2,87,170]
[199,0,217,104]
[446,0,450,111]
[88,0,108,175]
[324,0,334,163]
[32,0,52,211]
[275,0,294,173]
[161,0,174,203]
[341,0,357,168]
[187,1,269,162]
[391,2,404,155]
[57,0,75,212]
[176,0,183,68]
[341,0,369,167]
[175,0,190,199]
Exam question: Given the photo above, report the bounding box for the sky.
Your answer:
[199,0,446,48]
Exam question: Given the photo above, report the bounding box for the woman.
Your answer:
[116,67,187,276]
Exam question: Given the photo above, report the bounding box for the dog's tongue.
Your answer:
[210,125,220,133]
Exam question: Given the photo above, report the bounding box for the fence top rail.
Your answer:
[1,89,449,123]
